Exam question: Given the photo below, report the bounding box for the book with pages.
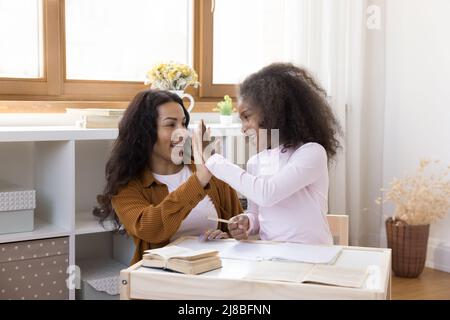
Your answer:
[243,261,368,288]
[66,108,125,117]
[142,245,222,275]
[66,108,125,128]
[77,114,123,128]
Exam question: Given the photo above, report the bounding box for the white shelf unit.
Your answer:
[0,125,245,300]
[0,127,133,300]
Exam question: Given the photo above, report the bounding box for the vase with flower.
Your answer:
[377,159,450,277]
[145,62,200,112]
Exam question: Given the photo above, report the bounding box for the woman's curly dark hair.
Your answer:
[238,62,342,159]
[93,89,189,230]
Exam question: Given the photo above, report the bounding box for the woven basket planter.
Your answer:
[386,217,430,278]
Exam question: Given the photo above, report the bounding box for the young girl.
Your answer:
[94,90,242,265]
[198,63,342,245]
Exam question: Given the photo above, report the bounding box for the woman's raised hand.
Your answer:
[192,120,212,187]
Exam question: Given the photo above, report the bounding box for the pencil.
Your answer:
[207,216,232,224]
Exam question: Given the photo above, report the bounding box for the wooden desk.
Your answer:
[120,237,391,300]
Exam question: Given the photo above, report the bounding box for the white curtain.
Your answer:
[285,0,350,224]
[344,0,387,246]
[294,0,387,246]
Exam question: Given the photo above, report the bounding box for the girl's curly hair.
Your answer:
[238,62,342,159]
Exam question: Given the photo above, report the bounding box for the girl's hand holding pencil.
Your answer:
[227,214,249,240]
[207,216,232,224]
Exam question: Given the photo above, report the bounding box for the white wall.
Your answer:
[384,0,450,271]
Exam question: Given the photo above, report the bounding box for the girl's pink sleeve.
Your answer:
[205,143,327,207]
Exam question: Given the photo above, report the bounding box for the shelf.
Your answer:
[0,218,70,244]
[76,257,127,300]
[75,211,115,235]
[0,124,244,142]
[0,126,119,142]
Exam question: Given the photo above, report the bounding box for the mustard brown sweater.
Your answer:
[111,165,243,265]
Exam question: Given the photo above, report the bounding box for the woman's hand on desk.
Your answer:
[200,229,229,241]
[228,215,249,240]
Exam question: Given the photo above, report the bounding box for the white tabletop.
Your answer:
[120,237,391,300]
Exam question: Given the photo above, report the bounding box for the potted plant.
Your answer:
[214,95,236,125]
[145,62,200,112]
[377,159,450,277]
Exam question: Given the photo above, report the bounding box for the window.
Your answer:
[0,0,44,78]
[65,0,193,82]
[213,0,299,85]
[0,0,197,102]
[199,0,333,97]
[0,0,327,109]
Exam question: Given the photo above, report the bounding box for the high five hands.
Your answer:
[192,119,222,166]
[192,120,250,241]
[191,119,222,187]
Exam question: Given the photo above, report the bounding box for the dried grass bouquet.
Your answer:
[376,159,450,225]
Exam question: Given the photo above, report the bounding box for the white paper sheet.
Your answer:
[174,237,342,264]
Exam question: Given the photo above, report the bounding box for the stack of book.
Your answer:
[142,245,222,275]
[66,108,126,129]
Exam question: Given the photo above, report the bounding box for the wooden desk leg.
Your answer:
[120,269,131,300]
[120,261,143,300]
[387,271,392,300]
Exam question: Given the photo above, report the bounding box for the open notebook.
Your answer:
[142,246,222,275]
[243,261,368,288]
[170,237,343,264]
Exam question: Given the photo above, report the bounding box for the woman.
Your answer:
[197,63,342,245]
[94,89,242,265]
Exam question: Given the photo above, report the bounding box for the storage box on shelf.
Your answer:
[0,237,69,300]
[0,180,36,235]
